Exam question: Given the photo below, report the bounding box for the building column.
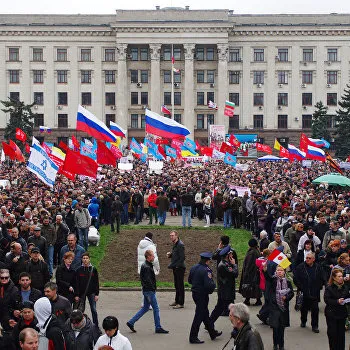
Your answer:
[184,43,195,137]
[116,43,128,131]
[217,43,229,131]
[149,44,162,113]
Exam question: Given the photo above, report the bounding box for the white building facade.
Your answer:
[0,9,349,147]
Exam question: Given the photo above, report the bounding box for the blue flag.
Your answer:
[130,137,142,154]
[80,139,97,160]
[183,138,197,154]
[224,152,237,167]
[165,146,177,159]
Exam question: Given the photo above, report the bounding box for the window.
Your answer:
[131,114,138,128]
[34,114,44,127]
[278,71,288,84]
[105,114,115,126]
[207,92,214,105]
[10,92,20,101]
[229,48,241,62]
[196,47,204,61]
[229,115,239,129]
[173,47,181,60]
[174,92,181,105]
[140,48,148,61]
[278,115,288,129]
[278,93,288,106]
[254,48,264,62]
[327,48,338,62]
[197,114,204,129]
[164,92,171,105]
[197,92,205,105]
[58,114,68,128]
[327,115,336,128]
[207,70,215,83]
[33,70,44,84]
[327,71,337,84]
[57,70,67,83]
[207,114,215,127]
[163,47,171,61]
[302,71,313,84]
[229,93,239,106]
[9,48,19,61]
[33,48,43,62]
[34,92,44,105]
[105,93,115,105]
[327,93,337,106]
[229,71,240,84]
[174,114,181,123]
[162,70,170,83]
[141,114,146,128]
[81,70,91,84]
[197,70,205,83]
[130,70,138,83]
[253,71,264,84]
[104,49,115,62]
[253,115,264,129]
[131,92,138,105]
[206,48,214,61]
[105,70,115,84]
[58,92,68,105]
[57,137,68,146]
[130,48,138,61]
[278,48,288,62]
[81,49,92,62]
[9,70,19,83]
[254,93,264,106]
[141,92,148,105]
[140,70,148,83]
[81,92,91,106]
[302,93,312,106]
[174,72,181,83]
[57,48,67,62]
[302,114,312,128]
[303,48,313,62]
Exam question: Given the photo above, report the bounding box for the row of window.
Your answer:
[6,47,341,63]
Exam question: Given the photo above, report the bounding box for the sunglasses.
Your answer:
[0,276,10,280]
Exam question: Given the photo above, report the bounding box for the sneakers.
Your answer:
[173,304,184,309]
[155,328,169,334]
[204,225,209,228]
[169,302,177,306]
[126,322,136,333]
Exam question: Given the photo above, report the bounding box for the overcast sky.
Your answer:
[1,0,350,15]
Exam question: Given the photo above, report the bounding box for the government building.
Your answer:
[0,8,349,147]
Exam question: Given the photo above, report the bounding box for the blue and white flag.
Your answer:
[27,143,59,188]
[80,139,97,161]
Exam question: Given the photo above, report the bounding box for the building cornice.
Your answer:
[0,30,113,37]
[112,25,232,34]
[231,29,350,36]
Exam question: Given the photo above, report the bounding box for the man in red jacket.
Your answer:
[147,189,158,225]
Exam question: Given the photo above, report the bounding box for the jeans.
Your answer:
[77,227,89,251]
[128,291,161,330]
[223,209,232,228]
[86,293,99,326]
[122,203,129,224]
[157,211,166,225]
[182,206,192,227]
[133,205,142,224]
[111,214,120,233]
[91,217,99,230]
[149,207,157,224]
[47,245,54,276]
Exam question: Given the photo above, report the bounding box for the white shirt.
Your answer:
[94,331,132,350]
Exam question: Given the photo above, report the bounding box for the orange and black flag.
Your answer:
[325,152,343,175]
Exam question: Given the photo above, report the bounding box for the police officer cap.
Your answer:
[200,252,212,260]
[219,245,232,256]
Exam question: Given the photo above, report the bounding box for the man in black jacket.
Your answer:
[167,230,185,309]
[293,251,324,333]
[25,248,50,292]
[120,186,131,224]
[180,187,194,228]
[132,187,143,225]
[110,195,123,233]
[27,227,47,260]
[126,250,169,334]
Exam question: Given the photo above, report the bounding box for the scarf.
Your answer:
[333,280,344,289]
[275,276,288,310]
[71,316,86,331]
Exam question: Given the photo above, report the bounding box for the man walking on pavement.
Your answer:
[181,187,194,228]
[74,201,91,251]
[167,230,185,309]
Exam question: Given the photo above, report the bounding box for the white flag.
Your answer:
[0,150,5,162]
[27,143,58,188]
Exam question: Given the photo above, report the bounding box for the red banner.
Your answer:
[256,143,272,154]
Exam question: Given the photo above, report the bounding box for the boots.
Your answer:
[170,209,174,216]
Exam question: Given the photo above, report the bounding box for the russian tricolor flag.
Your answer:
[288,144,306,161]
[145,109,190,139]
[306,145,326,162]
[308,137,330,148]
[40,126,51,134]
[76,105,117,143]
[109,121,126,138]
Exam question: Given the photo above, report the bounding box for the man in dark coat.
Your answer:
[156,192,170,226]
[110,195,123,233]
[188,252,222,344]
[293,251,324,333]
[25,247,50,292]
[131,188,143,225]
[54,215,70,267]
[27,227,47,260]
[119,185,131,224]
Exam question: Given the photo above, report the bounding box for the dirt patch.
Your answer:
[99,228,223,283]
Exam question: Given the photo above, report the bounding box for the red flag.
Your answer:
[63,150,98,178]
[155,138,169,145]
[109,144,123,159]
[9,140,25,162]
[48,153,76,180]
[229,135,241,148]
[42,142,51,154]
[279,146,289,158]
[24,143,31,154]
[256,143,272,154]
[71,135,80,151]
[157,145,166,159]
[220,142,234,154]
[58,141,69,153]
[15,128,27,143]
[97,141,117,166]
[171,139,183,150]
[200,146,213,157]
[224,108,234,117]
[2,142,16,160]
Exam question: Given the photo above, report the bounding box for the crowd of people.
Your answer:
[0,158,350,349]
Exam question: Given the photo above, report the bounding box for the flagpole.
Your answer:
[171,44,174,120]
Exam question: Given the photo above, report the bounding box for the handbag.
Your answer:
[73,267,94,313]
[295,291,303,311]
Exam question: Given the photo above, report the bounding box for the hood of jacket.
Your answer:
[138,237,154,250]
[34,297,52,331]
[91,197,98,204]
